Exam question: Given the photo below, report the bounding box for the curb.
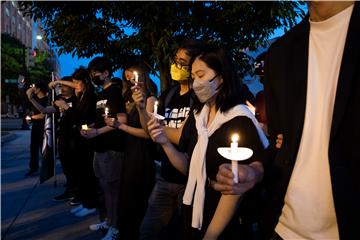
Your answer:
[1,132,17,145]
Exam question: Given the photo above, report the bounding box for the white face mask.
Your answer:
[193,75,221,103]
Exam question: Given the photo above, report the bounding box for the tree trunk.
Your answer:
[159,64,171,93]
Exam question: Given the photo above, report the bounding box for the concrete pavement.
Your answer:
[1,130,103,240]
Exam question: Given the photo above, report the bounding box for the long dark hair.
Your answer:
[72,67,96,108]
[122,63,157,102]
[192,45,247,113]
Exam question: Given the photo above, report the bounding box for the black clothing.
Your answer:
[118,103,156,239]
[94,84,126,152]
[158,87,192,184]
[29,95,48,171]
[56,95,78,192]
[69,88,98,209]
[180,114,265,239]
[263,4,360,239]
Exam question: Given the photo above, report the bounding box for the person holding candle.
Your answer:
[83,56,127,240]
[24,80,49,177]
[103,63,157,239]
[146,45,268,239]
[30,76,79,201]
[50,68,99,213]
[132,39,208,240]
[215,2,360,239]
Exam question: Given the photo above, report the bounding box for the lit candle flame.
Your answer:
[154,100,158,115]
[133,71,138,86]
[105,107,109,117]
[81,124,88,130]
[231,134,239,143]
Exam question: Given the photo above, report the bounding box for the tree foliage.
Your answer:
[19,1,305,90]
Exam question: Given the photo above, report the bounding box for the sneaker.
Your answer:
[70,204,84,214]
[102,227,119,240]
[53,192,73,202]
[69,197,82,206]
[74,207,96,217]
[89,221,109,231]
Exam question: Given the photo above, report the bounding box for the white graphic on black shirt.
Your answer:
[165,107,191,128]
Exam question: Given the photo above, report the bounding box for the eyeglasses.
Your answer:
[171,58,190,70]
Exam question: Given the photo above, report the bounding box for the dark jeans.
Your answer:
[94,150,124,228]
[29,122,44,170]
[140,175,185,240]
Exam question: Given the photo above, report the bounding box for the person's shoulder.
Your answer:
[268,15,309,55]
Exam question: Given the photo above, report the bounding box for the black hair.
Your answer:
[72,67,91,84]
[87,56,113,76]
[192,45,247,113]
[61,76,73,82]
[71,67,96,110]
[122,62,158,102]
[34,80,48,93]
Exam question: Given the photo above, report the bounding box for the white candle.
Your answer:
[231,134,239,184]
[154,100,158,115]
[81,124,88,130]
[105,107,109,117]
[133,71,138,86]
[25,116,31,121]
[30,84,35,88]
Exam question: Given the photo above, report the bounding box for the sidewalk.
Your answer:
[1,130,103,240]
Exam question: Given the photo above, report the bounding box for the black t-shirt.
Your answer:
[31,95,48,126]
[56,94,78,138]
[180,113,265,237]
[94,84,126,152]
[157,86,193,184]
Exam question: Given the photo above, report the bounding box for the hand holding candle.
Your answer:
[217,133,253,185]
[231,134,239,184]
[104,107,109,117]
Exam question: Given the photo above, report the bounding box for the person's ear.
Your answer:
[218,75,224,85]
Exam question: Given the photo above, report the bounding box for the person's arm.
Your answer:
[26,88,56,114]
[48,80,76,89]
[147,116,189,175]
[116,95,155,138]
[203,194,241,239]
[31,113,45,120]
[132,85,152,133]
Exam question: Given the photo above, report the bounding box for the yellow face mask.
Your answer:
[170,64,190,81]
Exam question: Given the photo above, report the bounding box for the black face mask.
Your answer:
[92,76,104,86]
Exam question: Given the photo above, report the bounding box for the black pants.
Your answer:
[30,122,44,170]
[58,134,77,192]
[74,137,98,209]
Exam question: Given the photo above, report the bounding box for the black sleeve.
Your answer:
[263,49,279,169]
[179,112,197,156]
[108,86,126,115]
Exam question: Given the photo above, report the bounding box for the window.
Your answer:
[5,8,10,16]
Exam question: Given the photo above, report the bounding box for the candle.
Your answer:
[104,107,109,117]
[25,116,31,121]
[154,100,158,115]
[231,134,239,184]
[133,71,138,86]
[30,84,35,88]
[81,124,88,130]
